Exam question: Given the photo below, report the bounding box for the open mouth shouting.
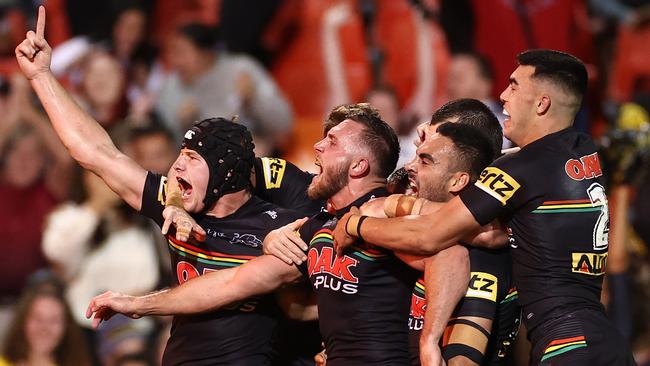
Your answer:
[177,176,193,200]
[407,173,419,196]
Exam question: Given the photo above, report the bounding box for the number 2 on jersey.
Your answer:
[587,183,609,250]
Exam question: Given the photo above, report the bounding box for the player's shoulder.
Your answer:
[255,157,313,190]
[249,196,304,227]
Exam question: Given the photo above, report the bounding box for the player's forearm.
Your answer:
[29,71,119,170]
[136,268,240,316]
[420,246,470,346]
[357,197,482,255]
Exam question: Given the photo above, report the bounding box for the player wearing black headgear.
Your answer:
[14,9,307,363]
[179,117,255,210]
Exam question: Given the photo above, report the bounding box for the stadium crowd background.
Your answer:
[1,0,649,365]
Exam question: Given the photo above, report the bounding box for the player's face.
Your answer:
[172,148,210,212]
[308,120,365,200]
[499,65,539,145]
[405,134,457,203]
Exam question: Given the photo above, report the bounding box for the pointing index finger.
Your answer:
[36,6,46,38]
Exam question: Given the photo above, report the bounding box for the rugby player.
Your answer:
[15,8,305,365]
[87,103,430,365]
[334,49,636,365]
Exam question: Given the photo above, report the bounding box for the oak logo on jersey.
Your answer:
[466,272,498,302]
[572,252,607,276]
[475,167,521,205]
[565,153,603,181]
[308,247,359,294]
[261,157,287,189]
[409,294,426,330]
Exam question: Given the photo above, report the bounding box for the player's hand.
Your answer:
[162,206,206,242]
[420,341,446,366]
[85,291,141,329]
[15,6,52,81]
[333,206,360,257]
[415,121,429,147]
[314,348,327,366]
[263,217,309,265]
[471,220,508,249]
[359,197,386,218]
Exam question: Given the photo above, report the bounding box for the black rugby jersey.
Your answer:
[252,157,324,366]
[297,188,418,366]
[408,248,520,366]
[141,173,301,366]
[254,157,324,215]
[459,128,609,330]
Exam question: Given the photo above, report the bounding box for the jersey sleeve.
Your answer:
[140,172,167,227]
[452,248,510,320]
[459,154,527,226]
[253,157,322,214]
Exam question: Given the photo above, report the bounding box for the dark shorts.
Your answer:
[528,309,636,366]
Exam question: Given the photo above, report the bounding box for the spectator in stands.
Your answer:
[42,167,159,365]
[0,74,72,340]
[74,51,128,128]
[0,283,89,366]
[155,22,293,154]
[447,51,512,148]
[126,122,178,175]
[366,85,418,169]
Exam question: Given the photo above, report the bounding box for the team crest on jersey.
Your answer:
[475,167,521,205]
[229,233,262,248]
[565,153,603,181]
[466,272,498,302]
[261,157,287,189]
[571,252,607,276]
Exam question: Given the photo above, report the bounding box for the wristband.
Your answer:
[165,189,184,208]
[345,214,368,240]
[345,215,362,237]
[411,198,426,215]
[384,194,402,217]
[356,215,368,242]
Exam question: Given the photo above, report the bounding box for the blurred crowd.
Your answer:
[0,0,649,365]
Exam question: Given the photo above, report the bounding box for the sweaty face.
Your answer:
[499,65,539,145]
[307,120,365,201]
[25,296,66,356]
[405,134,457,203]
[172,148,210,212]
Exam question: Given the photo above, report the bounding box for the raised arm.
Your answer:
[15,6,147,209]
[86,253,303,327]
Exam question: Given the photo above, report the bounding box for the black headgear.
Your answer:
[181,118,255,211]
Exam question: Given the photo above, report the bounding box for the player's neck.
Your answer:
[328,177,385,212]
[518,117,572,147]
[206,189,252,218]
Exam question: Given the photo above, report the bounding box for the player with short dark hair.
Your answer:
[335,49,636,365]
